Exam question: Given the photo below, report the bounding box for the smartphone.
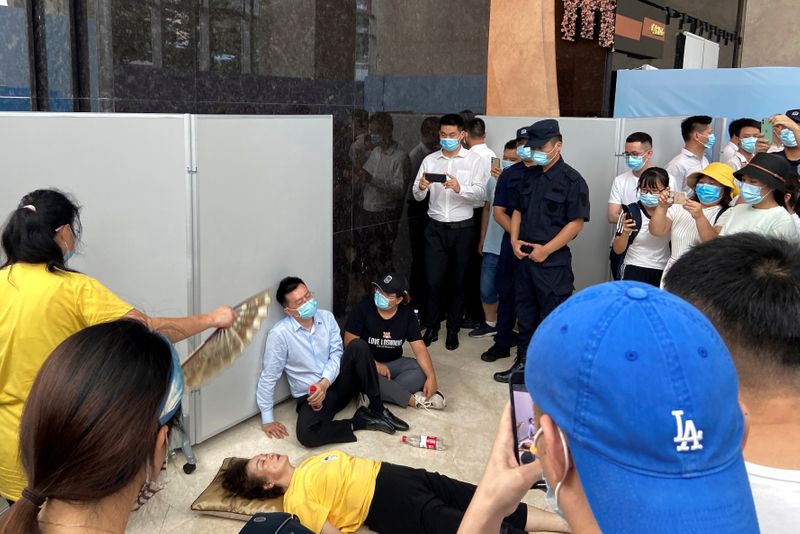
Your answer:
[509,370,536,465]
[761,118,774,145]
[491,157,501,172]
[670,191,687,205]
[520,244,533,254]
[425,172,447,183]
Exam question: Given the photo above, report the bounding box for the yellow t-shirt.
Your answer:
[283,450,381,534]
[0,263,133,501]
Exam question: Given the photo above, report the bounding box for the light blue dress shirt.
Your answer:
[482,176,504,255]
[257,310,342,423]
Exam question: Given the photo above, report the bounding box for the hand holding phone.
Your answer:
[669,191,687,205]
[509,371,536,465]
[761,118,774,145]
[491,157,501,172]
[425,172,447,183]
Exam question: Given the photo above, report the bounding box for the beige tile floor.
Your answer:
[125,331,551,533]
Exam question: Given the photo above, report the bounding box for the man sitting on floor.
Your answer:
[257,276,408,448]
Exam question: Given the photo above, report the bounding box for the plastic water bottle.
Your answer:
[401,434,445,450]
[309,385,322,411]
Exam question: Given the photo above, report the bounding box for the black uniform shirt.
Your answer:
[515,157,590,255]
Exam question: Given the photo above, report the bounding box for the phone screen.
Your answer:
[509,377,536,465]
[761,118,774,145]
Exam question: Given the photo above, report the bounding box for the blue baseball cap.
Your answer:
[525,281,758,534]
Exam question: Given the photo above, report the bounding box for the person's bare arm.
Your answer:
[648,190,673,237]
[608,203,622,224]
[493,205,512,233]
[478,202,490,254]
[409,339,438,397]
[343,331,359,348]
[320,521,342,534]
[124,306,236,343]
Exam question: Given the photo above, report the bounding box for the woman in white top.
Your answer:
[612,167,671,286]
[719,153,798,241]
[649,162,738,283]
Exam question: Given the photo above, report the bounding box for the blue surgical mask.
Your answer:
[516,146,532,161]
[501,159,514,170]
[741,182,766,205]
[440,138,460,152]
[703,132,716,149]
[740,137,757,154]
[374,291,391,310]
[625,155,645,171]
[296,298,318,320]
[532,150,550,166]
[780,128,798,148]
[639,192,659,207]
[64,249,74,262]
[694,183,722,204]
[370,134,382,146]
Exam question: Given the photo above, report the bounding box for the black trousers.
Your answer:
[365,463,527,534]
[494,237,518,349]
[424,219,475,332]
[515,257,574,352]
[464,206,486,322]
[622,264,663,287]
[295,340,380,448]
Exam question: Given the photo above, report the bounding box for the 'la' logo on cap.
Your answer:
[672,410,703,451]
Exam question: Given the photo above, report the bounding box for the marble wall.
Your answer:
[0,0,491,320]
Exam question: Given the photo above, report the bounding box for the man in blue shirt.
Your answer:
[257,276,408,448]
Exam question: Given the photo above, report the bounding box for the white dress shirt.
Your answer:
[466,142,494,207]
[412,147,486,223]
[724,151,748,172]
[362,142,410,212]
[721,141,738,163]
[665,148,709,193]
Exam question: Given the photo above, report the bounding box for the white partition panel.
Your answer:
[0,113,192,352]
[480,116,621,290]
[192,115,333,443]
[615,116,687,175]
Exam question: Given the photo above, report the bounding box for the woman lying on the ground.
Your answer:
[221,449,569,534]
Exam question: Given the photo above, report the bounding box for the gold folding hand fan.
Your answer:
[181,290,271,390]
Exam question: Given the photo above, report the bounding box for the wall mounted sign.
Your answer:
[614,0,666,59]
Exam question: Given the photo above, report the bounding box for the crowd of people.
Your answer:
[0,109,798,534]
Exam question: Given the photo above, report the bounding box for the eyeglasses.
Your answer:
[375,288,400,301]
[639,188,665,194]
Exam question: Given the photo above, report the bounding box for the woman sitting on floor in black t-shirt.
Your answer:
[344,272,446,410]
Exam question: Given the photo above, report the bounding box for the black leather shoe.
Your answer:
[460,317,481,330]
[481,343,511,362]
[493,349,525,383]
[379,407,409,431]
[354,406,395,434]
[422,328,439,346]
[445,330,459,350]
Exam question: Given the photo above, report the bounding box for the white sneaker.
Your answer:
[414,391,446,410]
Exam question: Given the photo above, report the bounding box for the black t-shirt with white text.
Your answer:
[345,297,422,363]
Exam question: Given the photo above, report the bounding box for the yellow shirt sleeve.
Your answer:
[75,276,134,326]
[289,498,331,534]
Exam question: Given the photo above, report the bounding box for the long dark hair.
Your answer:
[1,189,82,272]
[0,320,174,534]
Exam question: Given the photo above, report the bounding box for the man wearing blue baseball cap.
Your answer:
[459,281,759,534]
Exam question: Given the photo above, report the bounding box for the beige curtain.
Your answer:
[486,0,560,116]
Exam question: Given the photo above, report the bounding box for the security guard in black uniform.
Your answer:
[494,119,590,382]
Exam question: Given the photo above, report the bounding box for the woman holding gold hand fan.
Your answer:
[0,189,236,505]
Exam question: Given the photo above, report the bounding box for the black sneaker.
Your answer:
[460,317,481,330]
[469,322,497,338]
[445,330,459,350]
[481,343,511,362]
